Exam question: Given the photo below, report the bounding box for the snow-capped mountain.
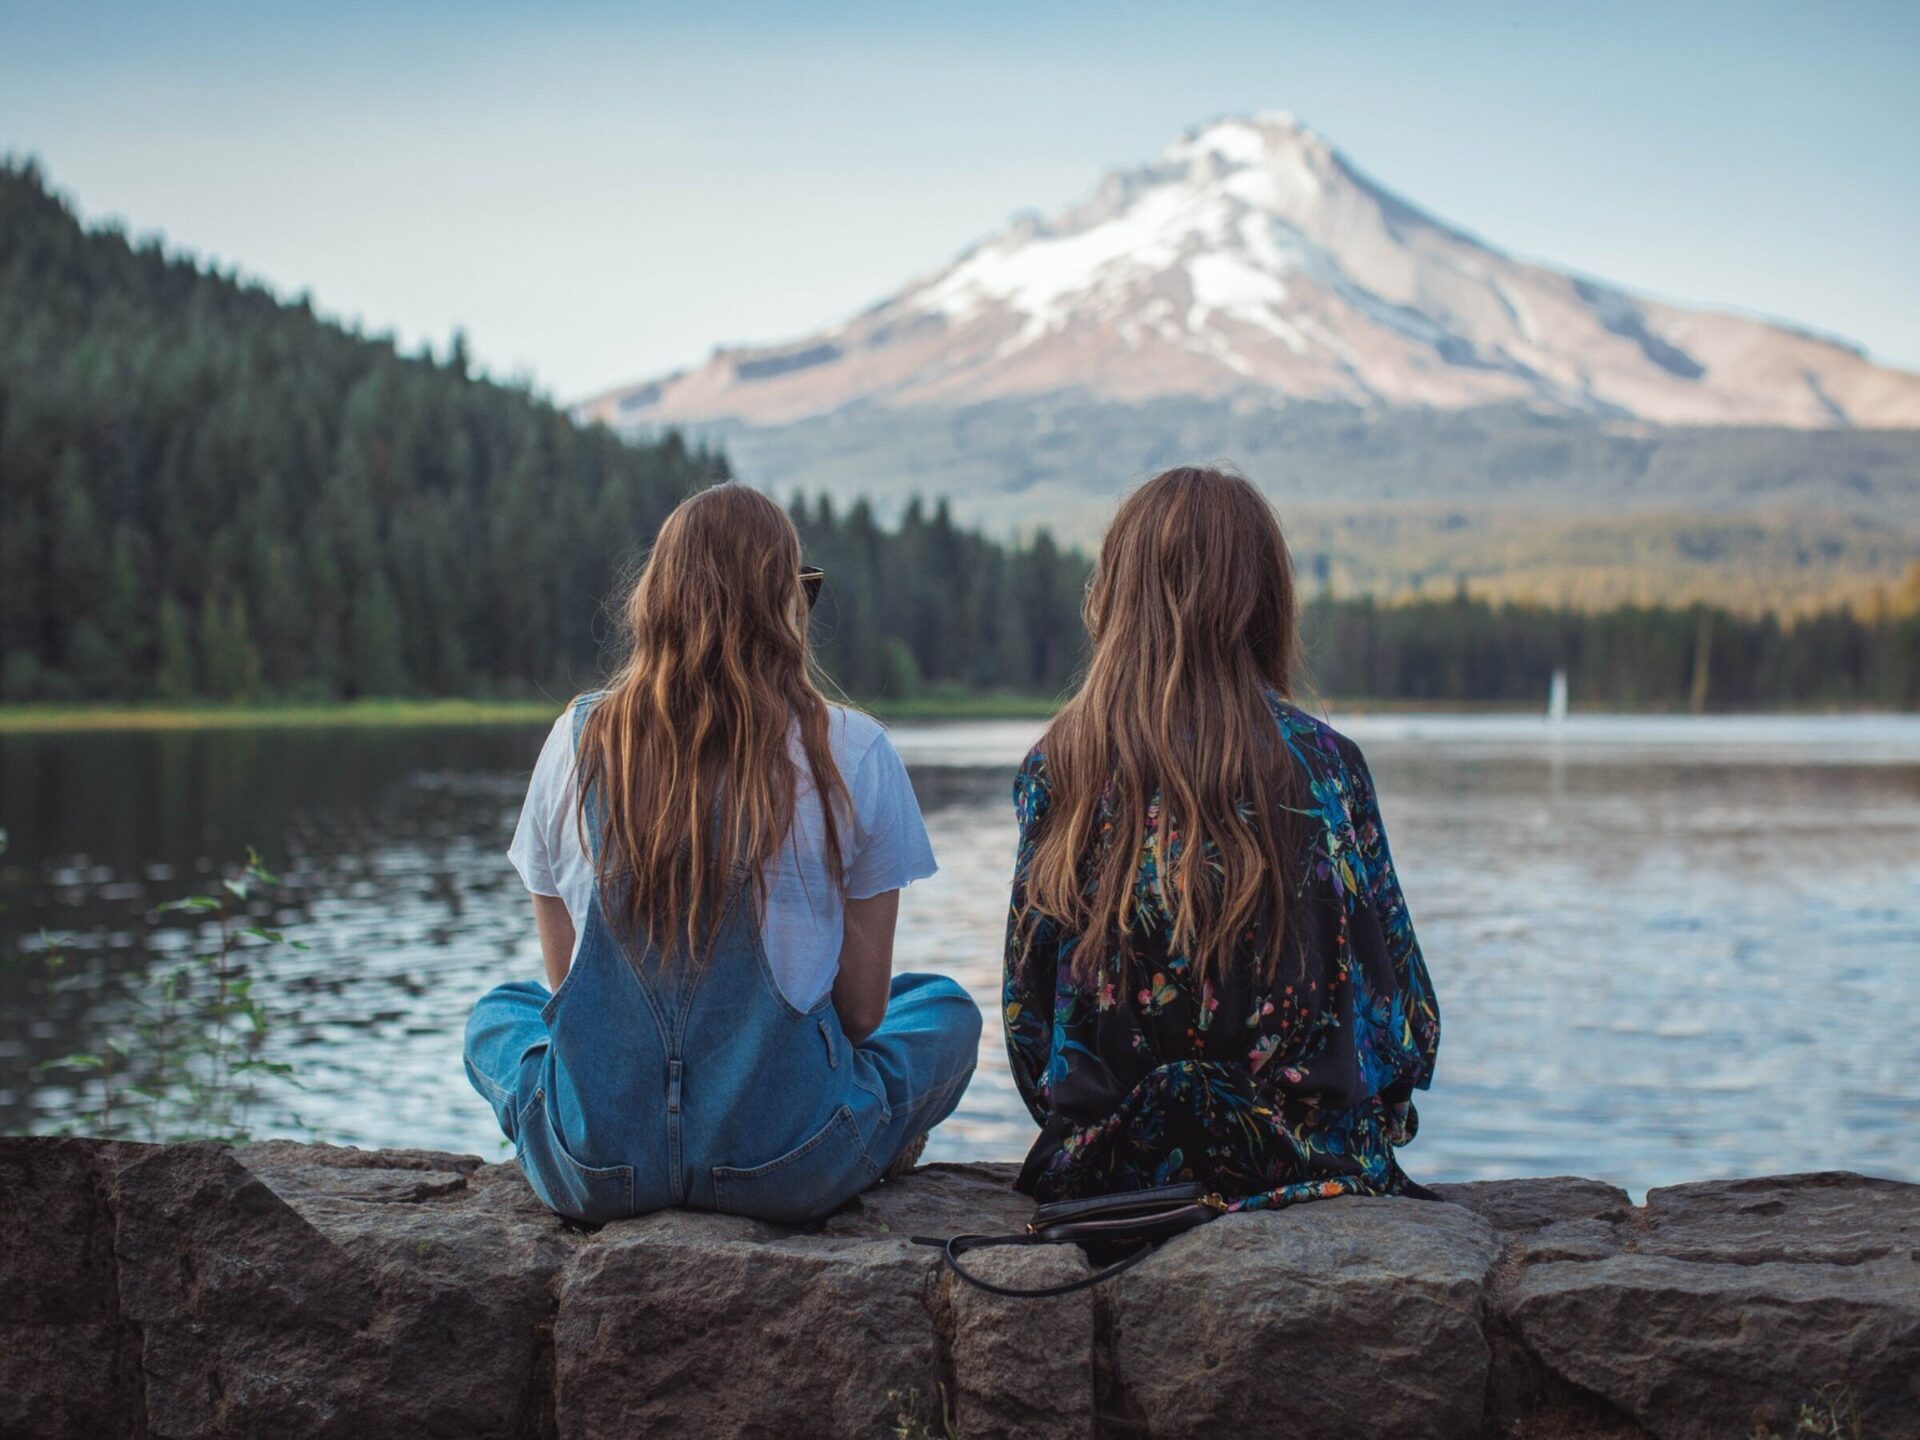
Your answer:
[581,112,1920,431]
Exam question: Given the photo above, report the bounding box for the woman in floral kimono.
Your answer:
[1003,466,1440,1209]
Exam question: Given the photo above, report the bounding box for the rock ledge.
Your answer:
[3,1138,1915,1438]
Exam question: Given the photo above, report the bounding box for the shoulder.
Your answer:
[556,690,611,753]
[823,705,908,798]
[535,689,615,787]
[1264,695,1370,780]
[524,703,585,816]
[540,698,589,760]
[1016,743,1050,786]
[827,702,888,748]
[825,703,891,767]
[1013,744,1052,825]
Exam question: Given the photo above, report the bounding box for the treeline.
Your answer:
[791,494,1086,699]
[0,159,1081,704]
[2,157,1915,711]
[1300,588,1920,711]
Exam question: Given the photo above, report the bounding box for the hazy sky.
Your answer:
[4,1,1916,400]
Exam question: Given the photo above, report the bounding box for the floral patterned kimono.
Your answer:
[1002,696,1440,1210]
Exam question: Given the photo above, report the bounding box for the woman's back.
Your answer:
[1005,697,1439,1206]
[501,694,942,1220]
[511,697,935,1013]
[1001,467,1439,1209]
[465,481,980,1227]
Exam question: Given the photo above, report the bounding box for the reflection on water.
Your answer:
[3,714,1917,1194]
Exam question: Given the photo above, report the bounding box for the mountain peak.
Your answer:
[1164,111,1325,166]
[581,114,1920,431]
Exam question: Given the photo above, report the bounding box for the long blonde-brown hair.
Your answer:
[575,482,847,964]
[1021,466,1302,986]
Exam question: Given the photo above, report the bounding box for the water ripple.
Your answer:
[2,714,1916,1195]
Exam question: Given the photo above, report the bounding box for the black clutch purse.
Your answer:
[910,1182,1228,1299]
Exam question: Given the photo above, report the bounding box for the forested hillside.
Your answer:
[2,158,1915,711]
[0,160,1082,704]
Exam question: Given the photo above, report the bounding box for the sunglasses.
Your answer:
[800,566,826,611]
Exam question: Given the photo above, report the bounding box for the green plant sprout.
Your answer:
[34,846,308,1144]
[1750,1383,1864,1440]
[889,1387,961,1440]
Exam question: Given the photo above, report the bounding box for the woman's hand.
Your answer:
[832,890,899,1044]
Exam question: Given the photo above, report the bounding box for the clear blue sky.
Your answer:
[4,0,1916,399]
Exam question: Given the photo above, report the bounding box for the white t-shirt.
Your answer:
[507,700,937,1012]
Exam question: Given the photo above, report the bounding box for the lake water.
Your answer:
[3,713,1917,1196]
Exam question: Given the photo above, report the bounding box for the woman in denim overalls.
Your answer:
[464,484,981,1224]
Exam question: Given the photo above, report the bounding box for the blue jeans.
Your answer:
[464,966,980,1222]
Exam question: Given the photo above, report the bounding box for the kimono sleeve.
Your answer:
[1002,748,1061,1125]
[1345,741,1441,1095]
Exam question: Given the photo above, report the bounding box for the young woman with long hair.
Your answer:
[1003,466,1439,1209]
[466,482,980,1224]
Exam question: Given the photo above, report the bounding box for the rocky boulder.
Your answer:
[1502,1172,1920,1439]
[1104,1198,1501,1439]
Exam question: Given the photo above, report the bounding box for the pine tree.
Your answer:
[66,619,121,699]
[199,594,261,701]
[155,597,196,701]
[102,528,148,665]
[349,576,408,697]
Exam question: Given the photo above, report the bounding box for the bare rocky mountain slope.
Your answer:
[583,113,1920,433]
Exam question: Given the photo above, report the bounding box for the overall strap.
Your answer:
[570,691,606,863]
[570,690,602,744]
[566,687,689,1201]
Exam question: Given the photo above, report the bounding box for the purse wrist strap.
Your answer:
[911,1170,1438,1300]
[908,1231,1159,1299]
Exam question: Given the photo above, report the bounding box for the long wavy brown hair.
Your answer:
[575,482,847,964]
[1021,466,1303,986]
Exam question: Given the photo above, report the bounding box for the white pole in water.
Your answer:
[1548,667,1569,723]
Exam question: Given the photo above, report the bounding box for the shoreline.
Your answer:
[0,695,1066,732]
[1,695,1909,733]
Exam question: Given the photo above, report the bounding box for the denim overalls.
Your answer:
[464,698,981,1224]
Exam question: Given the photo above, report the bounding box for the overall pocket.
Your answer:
[710,1105,876,1223]
[515,1086,636,1225]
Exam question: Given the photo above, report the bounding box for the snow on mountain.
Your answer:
[580,113,1920,430]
